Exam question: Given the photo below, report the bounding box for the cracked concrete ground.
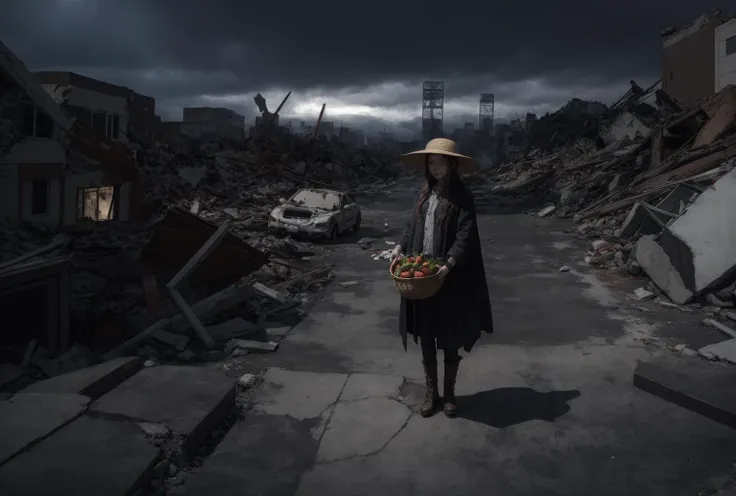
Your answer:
[184,183,736,496]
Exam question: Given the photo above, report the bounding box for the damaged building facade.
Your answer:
[0,41,140,226]
[661,9,736,106]
[35,70,159,145]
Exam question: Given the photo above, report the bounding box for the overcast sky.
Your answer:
[0,0,723,139]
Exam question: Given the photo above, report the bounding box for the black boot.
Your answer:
[420,359,441,417]
[443,358,460,418]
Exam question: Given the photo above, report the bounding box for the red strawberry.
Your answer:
[400,271,412,278]
[415,256,423,264]
[414,271,425,277]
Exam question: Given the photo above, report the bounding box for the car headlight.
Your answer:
[312,217,331,226]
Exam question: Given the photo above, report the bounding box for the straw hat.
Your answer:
[400,138,478,174]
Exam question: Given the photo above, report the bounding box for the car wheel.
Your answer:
[353,212,361,232]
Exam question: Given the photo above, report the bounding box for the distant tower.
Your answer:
[422,81,444,142]
[479,93,495,133]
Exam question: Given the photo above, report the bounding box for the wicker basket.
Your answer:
[389,262,445,300]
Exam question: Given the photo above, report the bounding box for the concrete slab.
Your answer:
[666,167,736,294]
[317,396,411,463]
[699,339,736,364]
[339,373,404,402]
[181,368,349,496]
[0,393,88,465]
[21,357,141,400]
[255,368,348,421]
[90,365,235,454]
[179,414,320,496]
[634,355,736,429]
[0,416,159,496]
[634,234,694,304]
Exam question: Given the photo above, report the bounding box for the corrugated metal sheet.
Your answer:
[141,207,269,291]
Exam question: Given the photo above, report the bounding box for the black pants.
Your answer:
[420,337,460,363]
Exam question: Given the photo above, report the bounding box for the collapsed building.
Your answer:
[487,73,736,316]
[0,38,403,389]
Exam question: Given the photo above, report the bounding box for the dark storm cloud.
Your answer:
[0,0,723,134]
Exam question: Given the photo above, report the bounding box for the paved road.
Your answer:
[183,181,736,496]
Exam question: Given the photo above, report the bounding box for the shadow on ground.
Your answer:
[457,387,581,428]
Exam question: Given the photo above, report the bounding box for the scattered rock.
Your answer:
[139,422,170,438]
[633,287,655,301]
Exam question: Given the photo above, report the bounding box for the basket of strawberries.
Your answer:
[390,254,445,300]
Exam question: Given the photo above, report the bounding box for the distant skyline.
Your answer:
[0,0,721,140]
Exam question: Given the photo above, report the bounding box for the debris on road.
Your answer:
[0,38,407,392]
[484,81,736,322]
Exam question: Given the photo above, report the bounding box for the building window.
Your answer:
[727,35,736,56]
[76,186,115,221]
[92,112,106,135]
[31,180,49,215]
[105,113,120,139]
[20,102,35,137]
[13,103,54,138]
[35,110,54,138]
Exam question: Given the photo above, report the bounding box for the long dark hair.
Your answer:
[414,155,462,227]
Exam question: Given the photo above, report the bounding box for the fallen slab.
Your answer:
[0,416,159,496]
[634,167,736,303]
[699,339,736,364]
[90,365,235,454]
[634,355,736,430]
[181,368,349,496]
[634,235,694,304]
[20,357,141,400]
[178,414,319,496]
[0,393,89,465]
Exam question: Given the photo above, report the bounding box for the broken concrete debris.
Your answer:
[0,35,404,392]
[488,82,736,320]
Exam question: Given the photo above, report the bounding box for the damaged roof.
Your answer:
[0,38,73,132]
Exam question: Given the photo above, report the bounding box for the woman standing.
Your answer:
[391,138,493,418]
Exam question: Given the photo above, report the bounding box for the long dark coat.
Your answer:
[398,180,494,352]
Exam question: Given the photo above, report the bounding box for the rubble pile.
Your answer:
[0,130,402,388]
[139,134,403,215]
[489,82,736,335]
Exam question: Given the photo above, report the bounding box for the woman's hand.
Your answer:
[390,245,403,264]
[437,265,450,279]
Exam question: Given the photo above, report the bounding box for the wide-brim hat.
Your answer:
[400,138,478,174]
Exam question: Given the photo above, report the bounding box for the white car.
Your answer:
[268,188,362,240]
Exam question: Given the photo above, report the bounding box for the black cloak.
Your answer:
[398,179,494,352]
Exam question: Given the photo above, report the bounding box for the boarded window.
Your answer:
[31,180,48,215]
[727,35,736,56]
[76,186,115,221]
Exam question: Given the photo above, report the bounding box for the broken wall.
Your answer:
[42,85,130,144]
[603,112,652,144]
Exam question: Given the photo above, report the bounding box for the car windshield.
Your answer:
[290,190,340,210]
